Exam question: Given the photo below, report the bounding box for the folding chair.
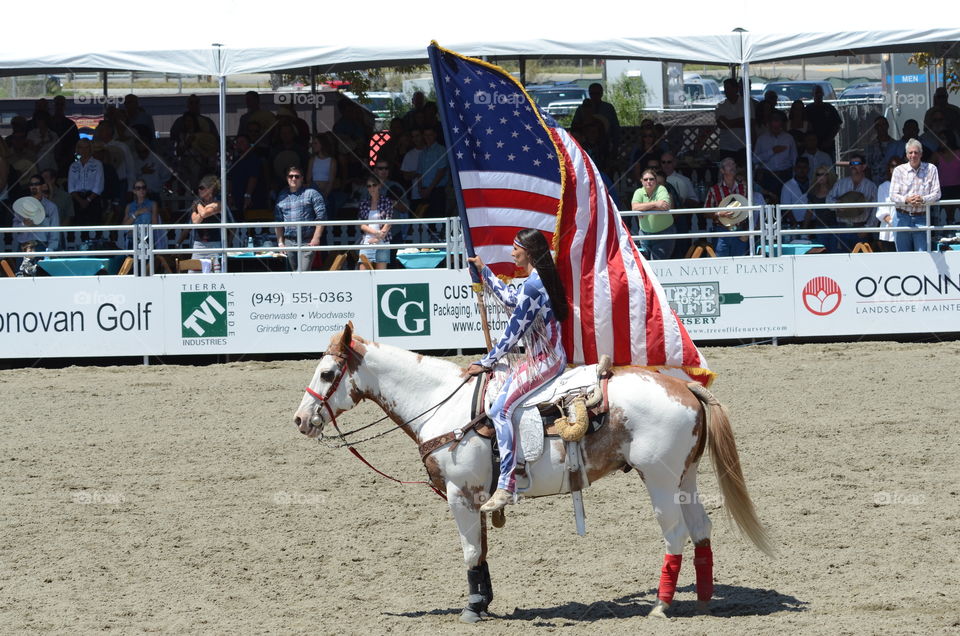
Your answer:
[1,259,15,278]
[176,258,204,273]
[685,239,717,259]
[117,257,134,275]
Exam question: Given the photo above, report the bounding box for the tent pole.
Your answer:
[218,73,228,220]
[741,62,754,207]
[310,67,318,135]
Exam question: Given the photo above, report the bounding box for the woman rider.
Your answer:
[466,228,569,513]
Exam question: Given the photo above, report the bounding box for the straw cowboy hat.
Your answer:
[13,196,46,225]
[836,190,868,224]
[717,193,750,227]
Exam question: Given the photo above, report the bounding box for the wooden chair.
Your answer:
[328,253,347,271]
[851,242,874,254]
[1,259,15,278]
[117,257,134,276]
[176,258,203,273]
[358,254,374,270]
[685,239,717,259]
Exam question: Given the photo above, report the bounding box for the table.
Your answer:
[227,253,289,273]
[397,251,447,269]
[758,243,825,256]
[38,258,111,276]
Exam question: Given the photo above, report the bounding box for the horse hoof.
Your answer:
[492,509,506,528]
[460,607,483,623]
[648,600,671,619]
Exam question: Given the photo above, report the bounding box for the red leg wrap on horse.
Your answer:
[694,546,714,602]
[657,553,683,604]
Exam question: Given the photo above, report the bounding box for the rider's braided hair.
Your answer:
[515,228,568,322]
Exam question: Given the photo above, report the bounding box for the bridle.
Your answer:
[304,341,359,432]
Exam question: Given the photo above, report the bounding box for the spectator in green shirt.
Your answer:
[631,168,675,260]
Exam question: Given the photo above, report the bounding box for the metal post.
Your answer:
[310,67,318,135]
[741,62,754,206]
[102,71,108,100]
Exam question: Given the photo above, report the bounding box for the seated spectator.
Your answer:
[799,132,832,176]
[631,168,674,260]
[919,114,947,159]
[890,139,941,252]
[754,111,796,202]
[40,169,73,228]
[875,157,902,252]
[123,179,164,250]
[780,157,812,229]
[274,166,325,271]
[827,153,878,252]
[12,179,60,252]
[358,177,395,270]
[806,165,837,240]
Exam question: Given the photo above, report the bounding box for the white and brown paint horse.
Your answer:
[293,323,772,622]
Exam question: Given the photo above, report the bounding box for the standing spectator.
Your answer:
[715,78,753,167]
[704,157,750,256]
[805,85,842,156]
[417,127,449,217]
[780,157,812,229]
[572,83,621,161]
[228,134,266,221]
[755,90,780,136]
[122,179,161,249]
[186,175,224,265]
[269,123,308,192]
[631,169,674,260]
[307,133,337,201]
[122,94,155,140]
[132,136,170,199]
[95,121,136,196]
[753,111,797,201]
[933,132,960,228]
[50,95,79,176]
[923,87,960,138]
[875,157,903,252]
[358,177,395,270]
[883,119,920,167]
[787,99,807,146]
[660,151,697,256]
[401,127,426,215]
[827,153,878,252]
[67,139,104,238]
[865,116,896,184]
[170,94,218,145]
[237,91,276,138]
[401,91,427,131]
[25,111,58,174]
[890,139,941,252]
[807,166,836,242]
[275,166,325,271]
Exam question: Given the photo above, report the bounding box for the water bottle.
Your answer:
[247,235,255,249]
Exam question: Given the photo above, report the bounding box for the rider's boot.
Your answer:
[480,488,514,513]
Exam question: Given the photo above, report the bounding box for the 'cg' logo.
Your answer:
[181,291,228,337]
[378,284,430,336]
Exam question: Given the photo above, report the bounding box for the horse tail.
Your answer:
[688,383,774,557]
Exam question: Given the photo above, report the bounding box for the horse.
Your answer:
[292,323,772,622]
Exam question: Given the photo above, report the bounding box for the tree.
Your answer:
[908,54,959,92]
[607,75,647,126]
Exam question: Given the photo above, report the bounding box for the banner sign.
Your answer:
[794,251,960,336]
[161,272,374,355]
[650,257,795,340]
[0,277,164,358]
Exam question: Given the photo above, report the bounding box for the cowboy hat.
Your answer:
[13,196,45,225]
[836,190,868,224]
[717,193,749,227]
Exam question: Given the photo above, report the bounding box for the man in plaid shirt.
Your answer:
[275,166,326,271]
[890,139,941,252]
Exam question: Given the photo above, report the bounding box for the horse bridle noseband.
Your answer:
[304,342,358,430]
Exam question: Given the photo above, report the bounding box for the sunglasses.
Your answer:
[641,177,657,182]
[288,174,303,179]
[849,161,863,166]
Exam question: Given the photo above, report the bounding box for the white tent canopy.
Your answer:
[2,1,957,76]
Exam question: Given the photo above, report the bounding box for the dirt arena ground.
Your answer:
[1,340,958,634]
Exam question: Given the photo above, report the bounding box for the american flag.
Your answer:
[429,44,713,385]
